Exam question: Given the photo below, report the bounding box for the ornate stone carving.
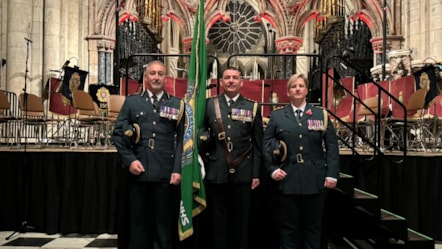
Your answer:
[370,35,404,54]
[275,36,303,54]
[388,48,413,77]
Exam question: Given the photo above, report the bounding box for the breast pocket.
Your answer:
[131,111,147,123]
[276,128,290,140]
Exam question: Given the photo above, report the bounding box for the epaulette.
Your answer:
[322,109,328,134]
[176,99,185,127]
[252,102,258,123]
[273,105,285,111]
[168,93,180,100]
[128,93,143,98]
[243,96,257,103]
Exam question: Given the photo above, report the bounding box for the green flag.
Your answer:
[178,0,207,241]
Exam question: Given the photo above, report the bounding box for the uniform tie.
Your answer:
[228,99,234,106]
[295,109,302,123]
[152,94,158,106]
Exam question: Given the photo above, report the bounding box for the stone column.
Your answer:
[98,51,106,84]
[97,51,112,85]
[105,52,112,85]
[6,0,33,95]
[66,0,80,63]
[428,0,442,59]
[43,0,62,89]
[86,36,114,85]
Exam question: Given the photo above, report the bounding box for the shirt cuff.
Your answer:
[326,177,337,182]
[271,169,279,178]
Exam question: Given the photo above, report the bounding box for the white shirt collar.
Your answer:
[148,90,164,100]
[291,103,306,113]
[225,94,239,103]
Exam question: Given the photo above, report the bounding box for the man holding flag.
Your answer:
[178,0,207,242]
[198,66,263,249]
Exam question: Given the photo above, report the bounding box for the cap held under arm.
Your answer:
[124,123,140,144]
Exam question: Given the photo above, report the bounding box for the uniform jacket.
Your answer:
[112,91,185,182]
[263,103,340,194]
[198,94,263,183]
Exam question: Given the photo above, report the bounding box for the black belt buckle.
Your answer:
[296,153,304,163]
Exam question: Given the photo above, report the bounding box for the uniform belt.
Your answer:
[288,153,308,164]
[214,97,251,174]
[138,138,174,149]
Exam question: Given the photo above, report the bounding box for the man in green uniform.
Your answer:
[198,66,263,249]
[112,60,185,249]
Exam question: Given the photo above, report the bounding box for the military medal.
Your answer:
[231,108,253,122]
[160,106,179,120]
[308,120,325,131]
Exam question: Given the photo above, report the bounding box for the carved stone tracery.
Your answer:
[275,36,303,54]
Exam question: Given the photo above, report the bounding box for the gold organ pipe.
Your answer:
[328,0,331,15]
[153,0,156,28]
[157,0,160,32]
[149,0,152,22]
[144,0,148,20]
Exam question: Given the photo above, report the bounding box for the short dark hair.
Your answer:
[222,66,241,77]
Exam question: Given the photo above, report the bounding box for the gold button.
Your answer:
[153,109,157,113]
[298,123,302,127]
[152,133,156,138]
[227,137,231,141]
[227,125,231,129]
[228,115,231,119]
[300,146,304,151]
[299,134,303,139]
[153,121,156,125]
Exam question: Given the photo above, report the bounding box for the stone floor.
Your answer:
[1,231,441,249]
[0,232,117,249]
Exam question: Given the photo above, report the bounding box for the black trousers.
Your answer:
[206,182,252,249]
[278,192,326,249]
[129,181,179,249]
